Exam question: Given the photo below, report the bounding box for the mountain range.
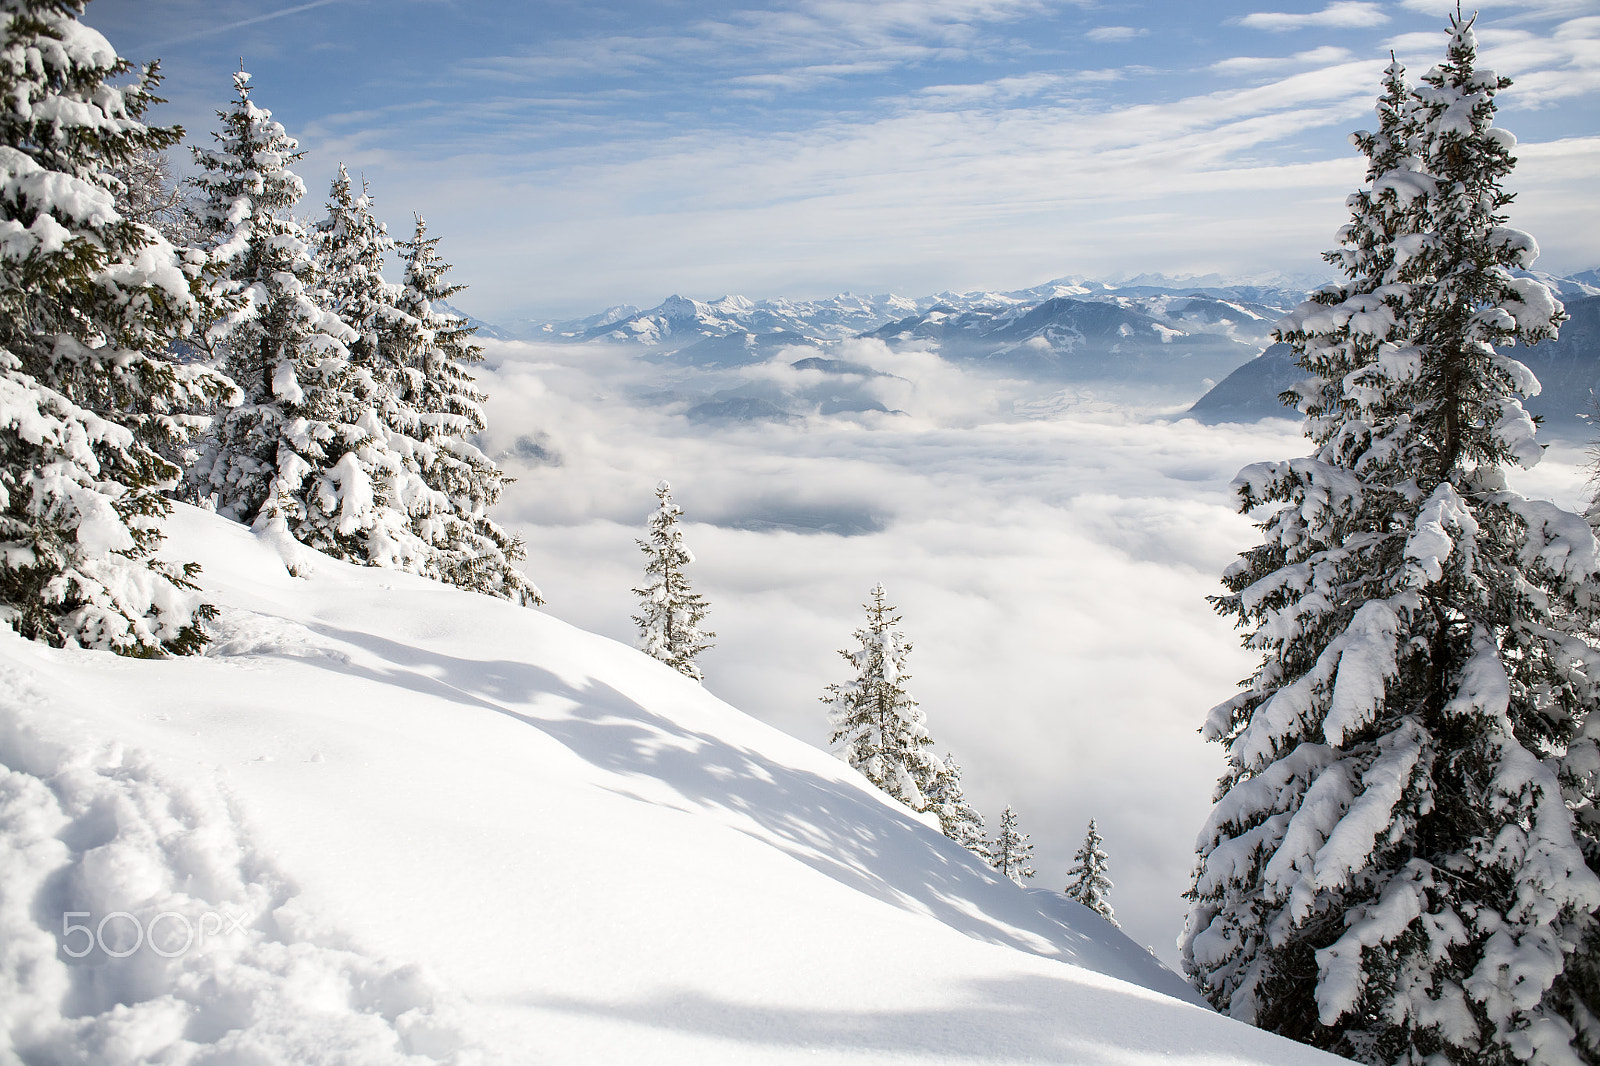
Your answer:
[492,276,1320,406]
[465,270,1600,428]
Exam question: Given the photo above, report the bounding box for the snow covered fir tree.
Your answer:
[297,162,443,571]
[823,583,946,811]
[182,70,361,536]
[1181,17,1600,1066]
[1065,820,1116,926]
[184,81,536,602]
[988,805,1034,885]
[925,752,986,854]
[393,215,540,605]
[0,0,234,654]
[633,480,712,679]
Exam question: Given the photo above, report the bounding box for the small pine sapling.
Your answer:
[632,480,712,680]
[988,805,1035,885]
[1064,819,1117,926]
[925,752,986,853]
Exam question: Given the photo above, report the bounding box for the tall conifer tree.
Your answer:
[0,0,231,653]
[824,584,944,810]
[393,215,540,605]
[1182,19,1600,1065]
[633,480,712,679]
[304,164,436,571]
[184,70,361,542]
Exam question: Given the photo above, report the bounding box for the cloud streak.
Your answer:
[457,0,1063,91]
[99,0,1596,325]
[141,0,348,49]
[1085,26,1148,42]
[1237,1,1391,32]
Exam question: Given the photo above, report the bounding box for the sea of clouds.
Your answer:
[473,334,1593,967]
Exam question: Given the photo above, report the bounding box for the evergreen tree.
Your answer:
[987,805,1034,885]
[632,480,711,679]
[0,0,232,654]
[184,73,441,576]
[1181,18,1600,1065]
[925,752,986,853]
[316,165,400,379]
[304,164,436,572]
[393,214,540,605]
[185,70,355,525]
[824,583,943,810]
[1064,819,1116,926]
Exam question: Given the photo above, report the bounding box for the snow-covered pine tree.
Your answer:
[1565,463,1600,1060]
[186,70,353,524]
[823,583,944,810]
[925,752,986,853]
[1064,819,1116,926]
[393,214,540,605]
[304,164,437,572]
[632,480,711,679]
[186,73,437,575]
[1181,18,1600,1065]
[987,805,1034,885]
[316,165,401,381]
[0,0,234,654]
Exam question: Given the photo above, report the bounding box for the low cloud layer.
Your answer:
[474,337,1595,965]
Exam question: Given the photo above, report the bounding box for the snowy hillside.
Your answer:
[0,506,1349,1065]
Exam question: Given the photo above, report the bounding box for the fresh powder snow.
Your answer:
[0,504,1350,1065]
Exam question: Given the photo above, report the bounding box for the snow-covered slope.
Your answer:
[0,507,1347,1065]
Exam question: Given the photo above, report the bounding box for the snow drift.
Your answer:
[0,505,1347,1064]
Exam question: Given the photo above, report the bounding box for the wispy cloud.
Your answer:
[456,0,1064,90]
[1211,45,1355,75]
[153,0,1594,320]
[1381,16,1600,107]
[1237,1,1391,32]
[347,58,1403,315]
[1085,26,1149,42]
[1398,0,1600,20]
[726,61,901,95]
[142,0,348,49]
[915,71,1077,103]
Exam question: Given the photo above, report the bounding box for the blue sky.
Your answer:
[88,0,1600,322]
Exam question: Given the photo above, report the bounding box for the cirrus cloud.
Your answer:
[1238,1,1391,32]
